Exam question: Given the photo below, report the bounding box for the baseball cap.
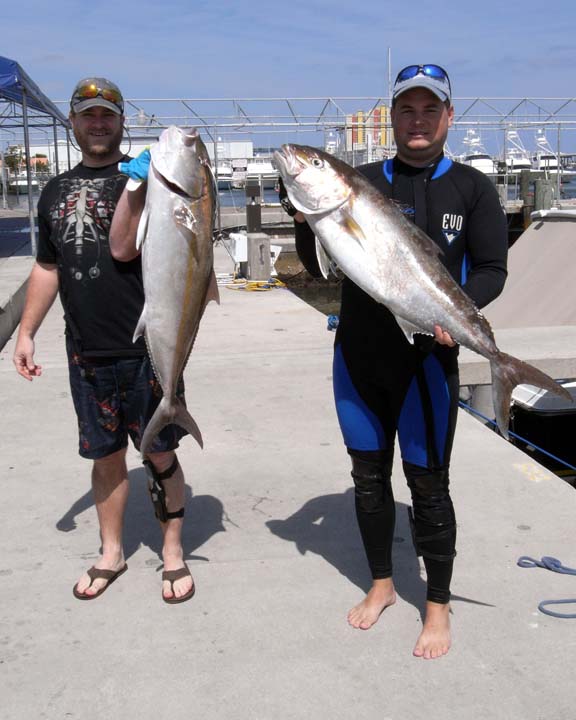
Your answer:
[70,77,124,115]
[392,64,452,104]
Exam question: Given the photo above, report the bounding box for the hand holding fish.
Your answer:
[118,148,151,182]
[434,325,456,347]
[133,127,219,455]
[273,143,571,437]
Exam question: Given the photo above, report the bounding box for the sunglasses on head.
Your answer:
[395,64,451,92]
[73,83,123,110]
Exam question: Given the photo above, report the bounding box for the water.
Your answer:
[218,187,279,208]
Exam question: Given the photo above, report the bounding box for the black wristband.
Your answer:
[280,196,298,217]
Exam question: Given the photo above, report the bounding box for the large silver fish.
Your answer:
[135,126,219,455]
[273,144,570,438]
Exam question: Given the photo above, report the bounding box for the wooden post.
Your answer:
[520,170,536,229]
[534,179,554,211]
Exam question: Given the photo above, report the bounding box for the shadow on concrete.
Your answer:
[55,466,226,568]
[266,489,428,616]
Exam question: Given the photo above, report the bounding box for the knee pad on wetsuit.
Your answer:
[403,461,456,562]
[143,455,183,522]
[350,452,393,514]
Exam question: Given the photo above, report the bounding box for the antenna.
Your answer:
[387,48,392,100]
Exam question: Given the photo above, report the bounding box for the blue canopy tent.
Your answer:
[0,55,70,252]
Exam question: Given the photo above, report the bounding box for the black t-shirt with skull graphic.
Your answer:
[36,159,147,358]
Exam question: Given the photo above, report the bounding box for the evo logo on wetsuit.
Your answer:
[441,213,463,245]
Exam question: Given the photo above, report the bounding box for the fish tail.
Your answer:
[140,396,204,457]
[490,351,572,439]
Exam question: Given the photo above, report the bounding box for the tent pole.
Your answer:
[52,118,60,174]
[0,150,8,209]
[21,88,37,255]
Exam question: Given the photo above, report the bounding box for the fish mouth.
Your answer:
[152,166,194,200]
[151,126,206,200]
[272,144,308,179]
[159,125,199,147]
[181,128,199,147]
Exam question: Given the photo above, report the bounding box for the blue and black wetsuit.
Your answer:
[292,155,508,603]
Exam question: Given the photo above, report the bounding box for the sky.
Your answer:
[2,0,576,153]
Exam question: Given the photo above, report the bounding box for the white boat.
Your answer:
[215,162,234,190]
[532,129,562,176]
[459,129,497,175]
[505,130,532,174]
[215,154,279,191]
[245,157,279,189]
[6,172,39,194]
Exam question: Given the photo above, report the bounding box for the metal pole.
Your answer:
[66,131,72,171]
[52,118,60,175]
[213,134,222,237]
[387,47,392,100]
[0,150,8,209]
[21,89,37,256]
[557,123,561,202]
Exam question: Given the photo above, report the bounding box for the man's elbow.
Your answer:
[109,223,139,261]
[110,242,139,262]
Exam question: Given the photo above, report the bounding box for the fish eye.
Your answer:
[311,158,324,168]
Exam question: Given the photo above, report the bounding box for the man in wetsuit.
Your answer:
[280,64,508,658]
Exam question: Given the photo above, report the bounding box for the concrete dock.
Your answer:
[1,245,576,720]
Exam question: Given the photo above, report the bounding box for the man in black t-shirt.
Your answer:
[13,78,195,604]
[281,65,508,658]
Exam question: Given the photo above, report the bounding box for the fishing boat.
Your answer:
[509,381,576,484]
[245,156,279,189]
[532,129,560,175]
[460,129,497,175]
[215,161,234,190]
[505,130,532,174]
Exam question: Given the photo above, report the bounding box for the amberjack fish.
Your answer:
[135,126,219,455]
[273,144,570,438]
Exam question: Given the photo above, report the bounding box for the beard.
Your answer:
[73,123,124,160]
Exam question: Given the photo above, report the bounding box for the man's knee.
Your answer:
[145,450,178,475]
[350,451,393,514]
[92,448,128,483]
[143,453,182,522]
[403,461,456,560]
[403,463,454,513]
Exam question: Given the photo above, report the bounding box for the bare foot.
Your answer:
[413,601,451,659]
[347,579,397,629]
[162,551,194,601]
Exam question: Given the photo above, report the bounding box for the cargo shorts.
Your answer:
[66,339,187,460]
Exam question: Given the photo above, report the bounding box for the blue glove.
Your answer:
[118,148,151,181]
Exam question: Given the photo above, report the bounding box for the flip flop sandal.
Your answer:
[72,564,128,600]
[162,564,195,604]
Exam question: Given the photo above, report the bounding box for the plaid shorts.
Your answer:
[66,340,186,459]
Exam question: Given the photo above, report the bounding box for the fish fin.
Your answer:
[135,206,149,251]
[395,317,429,344]
[340,211,367,248]
[140,397,203,457]
[133,307,146,343]
[173,397,203,448]
[490,351,572,439]
[173,202,196,233]
[315,237,332,279]
[205,268,220,306]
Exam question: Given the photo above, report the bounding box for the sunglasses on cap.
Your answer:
[394,64,451,93]
[72,82,124,111]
